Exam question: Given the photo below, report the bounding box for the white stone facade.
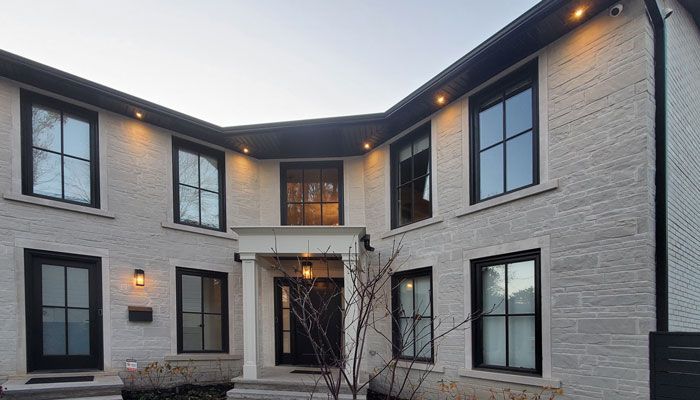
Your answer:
[0,0,697,399]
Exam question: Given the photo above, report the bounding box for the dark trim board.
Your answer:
[24,249,103,372]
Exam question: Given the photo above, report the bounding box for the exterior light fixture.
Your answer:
[406,282,413,289]
[135,111,144,119]
[363,143,371,150]
[134,269,145,287]
[573,7,585,19]
[301,261,313,280]
[243,147,250,154]
[436,96,446,105]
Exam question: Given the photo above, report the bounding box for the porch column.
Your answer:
[241,253,260,379]
[342,252,360,378]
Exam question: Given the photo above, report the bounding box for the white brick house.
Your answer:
[0,0,698,399]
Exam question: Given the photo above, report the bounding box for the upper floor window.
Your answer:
[280,161,343,226]
[172,138,226,231]
[472,250,541,374]
[392,267,433,362]
[470,63,538,203]
[391,123,432,228]
[21,91,99,207]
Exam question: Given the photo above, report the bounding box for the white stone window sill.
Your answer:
[3,192,115,219]
[161,221,238,240]
[456,180,559,217]
[165,353,242,362]
[380,216,444,239]
[458,368,561,388]
[394,360,444,373]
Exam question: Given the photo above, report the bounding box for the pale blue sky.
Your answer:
[0,1,539,126]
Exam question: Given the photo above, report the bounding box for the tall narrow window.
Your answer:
[21,91,99,207]
[173,138,226,231]
[280,161,343,226]
[391,123,432,228]
[392,268,433,362]
[472,251,541,374]
[176,268,228,353]
[471,63,538,203]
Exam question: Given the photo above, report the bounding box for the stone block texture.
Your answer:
[664,0,700,332]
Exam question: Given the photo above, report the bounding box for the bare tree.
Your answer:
[269,236,487,400]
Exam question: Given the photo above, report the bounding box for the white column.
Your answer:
[342,252,360,378]
[241,254,260,379]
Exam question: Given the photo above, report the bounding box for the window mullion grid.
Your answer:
[60,110,66,200]
[301,170,306,225]
[501,91,507,194]
[63,266,69,355]
[196,154,202,227]
[504,263,510,368]
[319,169,324,225]
[410,142,415,222]
[200,276,205,351]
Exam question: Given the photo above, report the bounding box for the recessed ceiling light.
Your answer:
[574,7,585,19]
[436,96,446,105]
[242,147,250,154]
[363,143,371,150]
[135,111,143,119]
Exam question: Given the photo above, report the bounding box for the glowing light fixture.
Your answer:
[243,147,250,154]
[406,282,413,289]
[134,269,145,287]
[301,261,313,280]
[363,143,371,150]
[573,7,585,19]
[436,96,446,105]
[135,111,144,119]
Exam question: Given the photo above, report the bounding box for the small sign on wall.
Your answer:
[126,359,137,371]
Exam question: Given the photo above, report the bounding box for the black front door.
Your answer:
[25,250,103,371]
[275,278,343,366]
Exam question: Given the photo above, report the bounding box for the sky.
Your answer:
[0,1,540,126]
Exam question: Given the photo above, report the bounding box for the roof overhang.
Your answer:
[0,0,617,159]
[231,226,366,256]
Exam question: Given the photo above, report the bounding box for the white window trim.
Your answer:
[460,49,552,210]
[168,258,237,357]
[462,236,555,385]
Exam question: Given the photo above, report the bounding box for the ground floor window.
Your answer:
[472,250,540,374]
[392,267,433,362]
[176,268,228,353]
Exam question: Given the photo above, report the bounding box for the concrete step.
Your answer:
[2,375,123,400]
[232,378,365,395]
[227,388,366,400]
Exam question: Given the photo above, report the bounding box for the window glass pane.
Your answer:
[67,308,90,355]
[286,204,303,225]
[413,176,431,221]
[203,314,222,351]
[398,185,412,226]
[67,267,89,308]
[508,315,536,369]
[282,309,290,330]
[398,318,414,357]
[282,332,291,353]
[32,105,61,152]
[414,134,430,154]
[399,151,412,185]
[63,115,91,159]
[413,146,430,178]
[321,168,339,202]
[322,203,339,226]
[479,144,504,199]
[505,131,533,192]
[63,157,91,204]
[479,102,503,150]
[482,265,505,314]
[178,149,199,187]
[181,275,202,313]
[398,279,414,317]
[202,277,222,313]
[413,275,431,316]
[281,286,290,308]
[182,313,202,352]
[199,155,219,192]
[42,264,65,307]
[200,191,220,229]
[398,142,412,162]
[33,149,62,199]
[415,317,432,359]
[507,260,535,314]
[304,169,321,202]
[179,186,200,224]
[505,88,532,137]
[43,307,66,355]
[286,169,303,202]
[482,316,506,366]
[304,203,322,225]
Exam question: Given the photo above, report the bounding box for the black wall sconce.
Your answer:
[134,269,145,287]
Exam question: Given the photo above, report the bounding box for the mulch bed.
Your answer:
[122,384,234,400]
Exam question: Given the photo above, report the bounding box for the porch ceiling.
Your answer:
[231,226,366,256]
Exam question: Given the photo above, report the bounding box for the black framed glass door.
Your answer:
[25,250,103,371]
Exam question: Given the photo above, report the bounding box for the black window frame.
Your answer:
[279,160,345,226]
[471,250,542,375]
[172,137,227,232]
[390,123,433,229]
[176,267,229,354]
[20,90,100,208]
[391,267,434,363]
[469,61,539,204]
